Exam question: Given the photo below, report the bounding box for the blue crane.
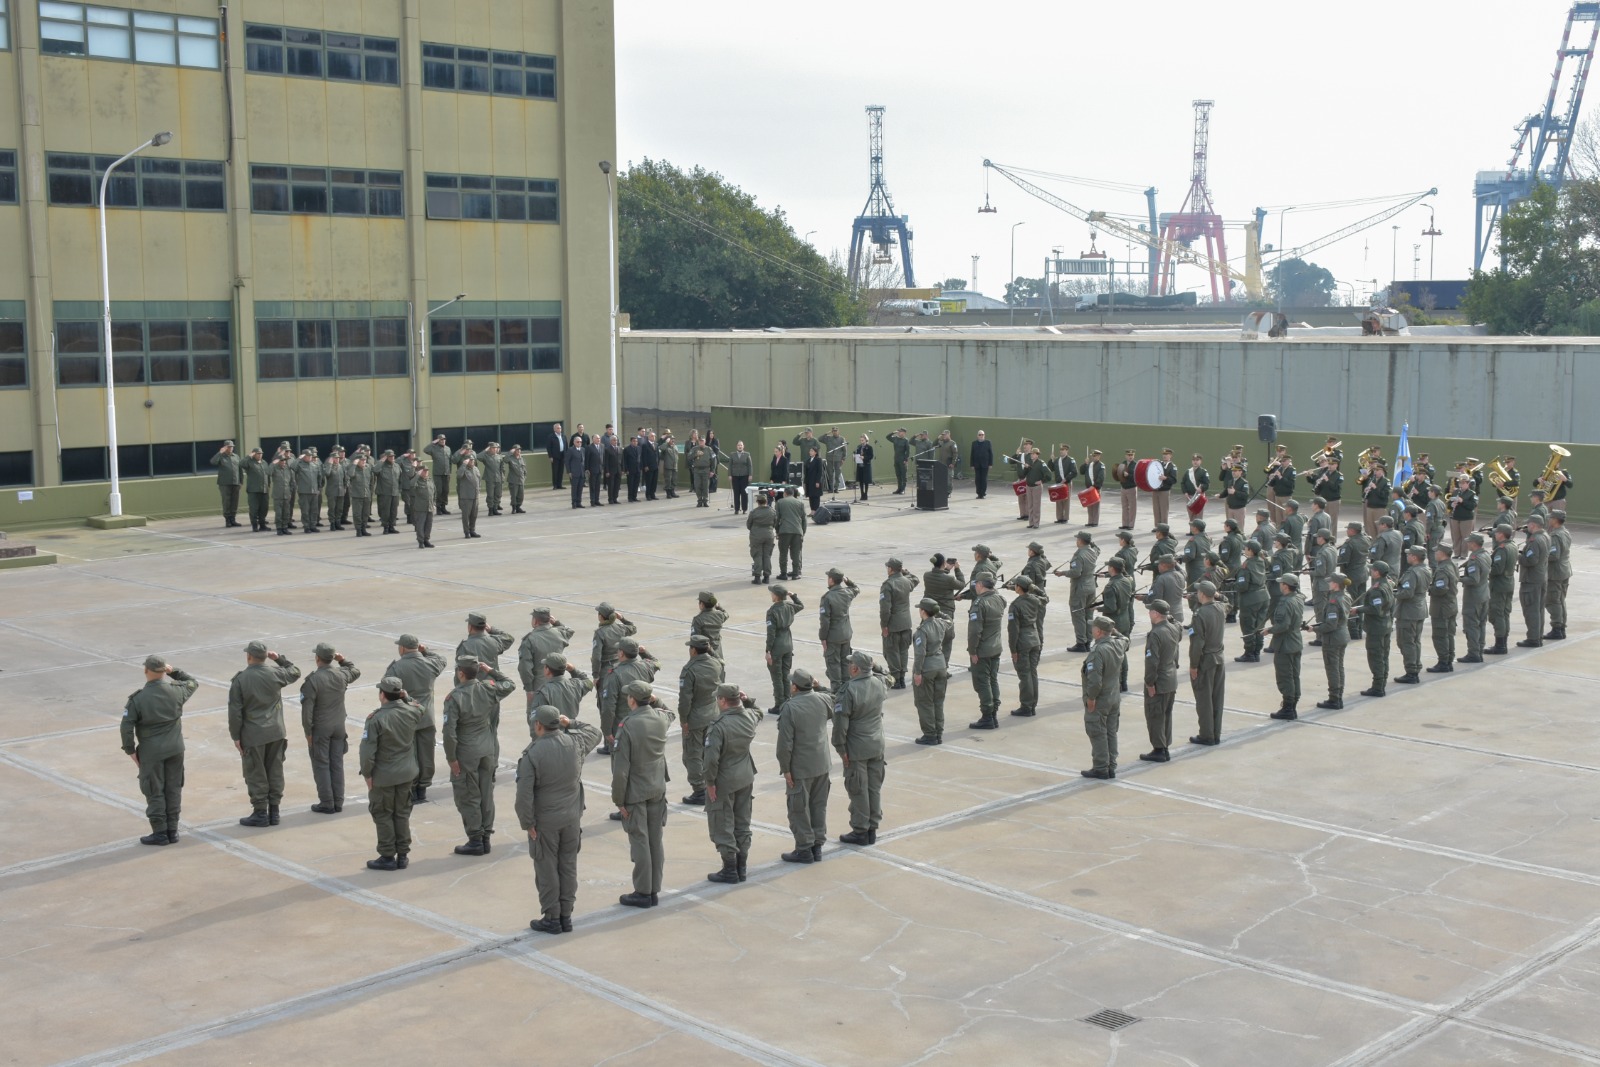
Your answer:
[848,106,915,291]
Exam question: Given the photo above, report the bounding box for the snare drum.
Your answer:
[1078,486,1102,508]
[1011,480,1028,497]
[1047,484,1071,502]
[1187,492,1208,518]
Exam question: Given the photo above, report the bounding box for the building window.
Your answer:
[59,440,236,483]
[0,451,32,488]
[39,3,219,68]
[430,313,560,374]
[0,317,24,388]
[250,165,403,217]
[0,149,13,204]
[54,315,232,386]
[420,43,555,100]
[45,153,225,210]
[425,173,558,223]
[243,23,399,85]
[0,0,10,51]
[256,316,408,380]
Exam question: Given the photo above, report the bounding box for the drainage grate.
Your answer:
[1083,1008,1140,1031]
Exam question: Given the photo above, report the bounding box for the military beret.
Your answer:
[1010,575,1033,590]
[886,557,903,569]
[466,612,487,627]
[618,637,640,655]
[244,640,268,657]
[1146,599,1171,616]
[790,667,815,688]
[1190,518,1207,531]
[971,544,991,556]
[697,590,717,606]
[826,567,846,581]
[543,653,568,670]
[687,635,711,650]
[917,597,941,614]
[377,676,406,694]
[770,583,789,597]
[396,633,419,649]
[1195,580,1218,596]
[143,654,168,672]
[1027,541,1044,553]
[313,642,336,658]
[1277,574,1300,591]
[1152,523,1171,534]
[1091,615,1115,632]
[848,650,875,670]
[715,683,741,702]
[624,680,655,702]
[596,601,615,616]
[1371,560,1392,575]
[533,705,562,729]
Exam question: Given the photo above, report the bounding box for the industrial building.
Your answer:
[0,0,616,506]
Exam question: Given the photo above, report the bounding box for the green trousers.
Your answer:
[1520,584,1546,642]
[219,483,240,523]
[137,750,184,833]
[509,478,524,511]
[1396,619,1424,675]
[970,654,1000,713]
[274,493,293,531]
[1274,650,1301,705]
[246,490,267,528]
[352,495,371,532]
[1489,590,1513,643]
[1547,577,1568,630]
[1365,628,1391,689]
[459,497,479,537]
[707,783,754,858]
[434,475,451,511]
[884,629,911,677]
[1070,587,1094,644]
[1321,640,1347,699]
[786,774,830,847]
[750,537,774,578]
[530,820,581,918]
[377,493,398,529]
[843,756,884,831]
[823,641,852,692]
[778,533,803,576]
[682,725,706,791]
[414,722,436,788]
[663,467,677,497]
[622,796,667,895]
[1463,596,1487,655]
[241,738,287,810]
[914,667,948,738]
[768,652,792,709]
[485,478,502,511]
[1239,600,1268,655]
[693,470,710,504]
[451,753,496,837]
[298,491,320,527]
[1013,647,1040,708]
[413,509,432,547]
[369,783,414,857]
[1083,703,1120,772]
[1430,609,1456,664]
[1144,691,1174,750]
[1192,656,1225,743]
[308,730,347,807]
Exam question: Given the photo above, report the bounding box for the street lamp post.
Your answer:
[99,131,171,518]
[1009,221,1025,325]
[1390,225,1400,298]
[1275,206,1294,313]
[599,161,619,435]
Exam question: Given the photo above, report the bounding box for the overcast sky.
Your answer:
[616,0,1576,302]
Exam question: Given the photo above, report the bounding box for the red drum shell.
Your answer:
[1135,458,1166,492]
[1078,486,1102,508]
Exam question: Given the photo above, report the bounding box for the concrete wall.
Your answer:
[625,332,1600,445]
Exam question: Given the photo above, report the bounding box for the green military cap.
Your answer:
[434,433,447,442]
[826,567,846,581]
[244,640,268,657]
[848,650,875,670]
[1550,510,1566,523]
[1433,543,1452,555]
[618,637,640,655]
[1190,518,1207,531]
[697,590,717,606]
[313,642,336,658]
[1195,580,1218,596]
[1027,541,1045,553]
[249,447,262,455]
[1273,531,1291,543]
[624,680,655,702]
[1075,531,1092,543]
[396,634,419,648]
[1091,615,1115,633]
[714,683,741,701]
[1346,521,1363,532]
[1405,545,1426,559]
[1156,554,1175,566]
[1310,495,1326,507]
[1526,514,1546,527]
[1152,523,1170,534]
[1497,496,1514,507]
[790,667,815,687]
[1465,533,1485,545]
[544,653,568,670]
[885,557,903,569]
[1376,515,1395,527]
[770,583,789,597]
[1371,560,1392,575]
[1106,558,1125,573]
[455,654,480,671]
[1115,531,1134,547]
[1255,507,1270,517]
[596,601,615,616]
[1314,528,1332,541]
[917,597,941,613]
[532,705,562,729]
[382,449,395,457]
[143,654,168,672]
[1146,599,1171,616]
[687,635,711,650]
[971,544,991,556]
[466,612,487,627]
[487,441,498,448]
[1009,575,1033,590]
[1528,488,1546,499]
[1224,518,1240,531]
[1277,574,1300,591]
[377,675,406,694]
[529,605,552,619]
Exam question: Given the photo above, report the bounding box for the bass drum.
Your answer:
[1135,457,1166,492]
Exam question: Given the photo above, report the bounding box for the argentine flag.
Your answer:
[1396,423,1413,484]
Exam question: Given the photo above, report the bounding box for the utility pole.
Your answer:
[1421,212,1442,280]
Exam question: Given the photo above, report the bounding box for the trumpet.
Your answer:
[1534,444,1571,496]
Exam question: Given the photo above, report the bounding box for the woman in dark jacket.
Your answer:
[770,444,790,485]
[854,435,875,500]
[804,446,824,510]
[706,429,721,492]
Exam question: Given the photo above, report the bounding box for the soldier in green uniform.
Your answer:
[1233,541,1269,662]
[677,634,722,804]
[1216,518,1245,606]
[703,684,764,884]
[1057,531,1100,652]
[456,611,514,670]
[1267,531,1297,615]
[209,440,243,528]
[602,639,657,749]
[478,442,504,515]
[1139,599,1181,762]
[407,467,435,548]
[834,651,889,845]
[1019,541,1052,643]
[322,447,348,531]
[878,557,918,689]
[239,446,269,532]
[765,584,803,714]
[122,655,199,844]
[687,438,713,507]
[1146,555,1186,627]
[1303,496,1333,558]
[819,568,860,691]
[443,656,516,856]
[1355,561,1395,696]
[504,444,527,513]
[517,607,574,707]
[228,642,302,826]
[1080,616,1127,778]
[591,601,637,719]
[691,590,729,676]
[924,553,964,665]
[518,705,601,932]
[532,654,596,725]
[1518,514,1550,647]
[456,454,482,538]
[1189,581,1227,746]
[383,635,448,801]
[1181,518,1212,587]
[659,431,679,498]
[374,449,401,533]
[1425,484,1448,551]
[747,491,778,583]
[1487,526,1516,655]
[1247,507,1276,554]
[614,679,674,907]
[270,455,295,535]
[962,543,1001,589]
[1266,574,1306,719]
[1545,511,1571,641]
[293,449,325,532]
[1339,521,1371,638]
[1425,543,1460,672]
[775,487,808,579]
[1100,559,1135,692]
[966,575,1006,730]
[1393,546,1431,683]
[1458,533,1491,662]
[423,433,453,515]
[1146,524,1178,571]
[301,643,359,814]
[1305,529,1339,639]
[889,428,911,494]
[1005,575,1046,717]
[777,669,833,861]
[347,453,372,536]
[361,676,424,870]
[911,598,950,745]
[1313,575,1352,709]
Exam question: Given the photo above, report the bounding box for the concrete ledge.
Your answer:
[85,514,149,530]
[0,551,57,569]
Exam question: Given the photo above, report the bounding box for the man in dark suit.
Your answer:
[546,423,566,491]
[969,430,995,499]
[586,434,605,506]
[624,436,643,502]
[602,426,623,504]
[641,432,659,500]
[566,433,587,508]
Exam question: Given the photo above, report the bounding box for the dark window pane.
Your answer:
[117,444,152,480]
[49,172,94,205]
[50,153,92,170]
[296,320,332,348]
[430,319,462,346]
[529,192,558,221]
[529,317,561,343]
[186,178,226,210]
[372,350,407,376]
[284,27,321,44]
[499,319,529,344]
[330,185,366,215]
[252,164,289,180]
[368,170,402,187]
[142,176,183,208]
[152,442,194,475]
[291,166,325,182]
[465,349,496,373]
[106,173,138,207]
[496,193,526,220]
[0,322,24,353]
[368,187,403,217]
[0,451,33,486]
[527,55,555,70]
[259,352,295,378]
[366,37,398,53]
[375,429,410,454]
[141,158,181,175]
[42,37,90,58]
[425,190,459,219]
[461,175,492,190]
[147,321,188,351]
[326,32,361,49]
[493,66,522,95]
[430,349,463,374]
[62,447,109,482]
[336,320,370,348]
[530,346,561,371]
[422,43,455,59]
[252,182,289,212]
[297,351,334,378]
[326,51,360,80]
[458,47,488,62]
[422,60,455,89]
[461,192,492,220]
[247,42,285,73]
[111,321,144,352]
[464,319,496,345]
[338,350,371,377]
[373,319,406,346]
[192,353,231,381]
[499,348,530,372]
[257,320,294,349]
[245,25,284,41]
[149,354,189,382]
[459,65,488,93]
[186,161,224,176]
[364,55,398,85]
[0,358,28,389]
[291,183,329,213]
[426,174,458,188]
[526,71,555,98]
[330,169,364,184]
[494,177,526,191]
[112,354,146,384]
[492,51,521,65]
[58,355,104,385]
[57,322,102,353]
[192,320,230,350]
[0,173,16,205]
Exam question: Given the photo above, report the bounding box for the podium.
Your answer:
[916,460,949,511]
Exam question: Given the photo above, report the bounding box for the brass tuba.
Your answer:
[1535,445,1572,495]
[1485,457,1517,499]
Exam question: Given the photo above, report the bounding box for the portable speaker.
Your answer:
[1257,414,1278,443]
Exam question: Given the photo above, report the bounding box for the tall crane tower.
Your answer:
[848,106,916,292]
[1157,101,1232,301]
[1474,2,1600,271]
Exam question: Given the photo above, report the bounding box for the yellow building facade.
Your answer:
[0,0,616,494]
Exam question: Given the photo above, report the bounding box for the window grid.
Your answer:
[250,164,403,217]
[420,43,555,99]
[0,0,10,52]
[0,316,25,389]
[424,173,559,223]
[256,317,409,381]
[39,2,219,68]
[59,439,238,483]
[0,149,16,204]
[0,451,32,488]
[429,314,561,375]
[45,153,225,211]
[243,23,399,86]
[54,316,232,386]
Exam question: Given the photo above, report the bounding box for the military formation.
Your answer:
[118,434,1577,933]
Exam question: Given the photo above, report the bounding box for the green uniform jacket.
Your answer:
[1309,544,1338,589]
[270,463,294,497]
[1461,549,1491,603]
[923,567,965,618]
[292,458,322,493]
[819,582,859,643]
[775,496,809,534]
[747,504,778,542]
[1315,592,1352,646]
[405,475,433,514]
[660,445,678,472]
[210,450,242,485]
[323,458,346,495]
[1101,574,1136,637]
[1430,561,1459,615]
[1236,555,1269,607]
[347,465,372,498]
[1281,513,1306,547]
[300,661,361,735]
[1339,533,1371,580]
[1267,592,1306,653]
[515,720,602,830]
[1354,579,1395,633]
[592,615,638,678]
[360,700,425,786]
[1217,532,1245,575]
[687,444,712,472]
[1489,542,1517,594]
[766,600,798,657]
[1189,602,1226,665]
[888,435,909,464]
[1268,548,1298,590]
[677,654,722,730]
[533,671,594,719]
[384,649,449,714]
[423,441,452,481]
[776,690,834,778]
[517,624,574,691]
[967,589,1006,657]
[1023,458,1051,485]
[912,616,949,673]
[1248,521,1276,553]
[1021,554,1051,590]
[879,573,918,631]
[1006,591,1046,652]
[704,703,763,790]
[241,456,270,493]
[456,465,481,505]
[374,460,401,495]
[1115,545,1139,578]
[605,657,659,722]
[1147,538,1177,568]
[832,671,889,760]
[477,450,503,485]
[1520,531,1550,584]
[1150,569,1186,619]
[1396,563,1432,622]
[1082,635,1126,707]
[1067,544,1099,592]
[1549,527,1573,581]
[121,669,199,757]
[612,706,675,805]
[504,453,526,487]
[1143,620,1181,693]
[726,450,754,477]
[457,628,515,670]
[692,605,729,660]
[441,668,516,762]
[228,657,302,746]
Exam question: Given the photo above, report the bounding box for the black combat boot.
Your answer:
[1393,673,1419,684]
[968,710,998,730]
[914,734,941,744]
[782,847,815,864]
[412,784,427,803]
[454,836,487,856]
[1516,638,1543,648]
[736,852,748,881]
[1360,686,1386,697]
[482,833,492,854]
[268,805,280,825]
[681,790,706,805]
[366,855,397,871]
[1316,697,1343,709]
[618,892,654,908]
[140,825,172,846]
[395,854,409,869]
[839,829,873,846]
[1485,639,1508,655]
[1425,662,1452,673]
[529,915,564,934]
[1080,768,1113,779]
[559,914,572,932]
[1138,749,1170,762]
[239,809,270,827]
[708,856,740,884]
[1270,706,1298,720]
[1546,628,1566,640]
[810,842,823,861]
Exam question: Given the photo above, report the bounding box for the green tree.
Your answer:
[1462,180,1600,334]
[1004,276,1046,306]
[618,159,863,329]
[1268,258,1336,306]
[937,277,969,291]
